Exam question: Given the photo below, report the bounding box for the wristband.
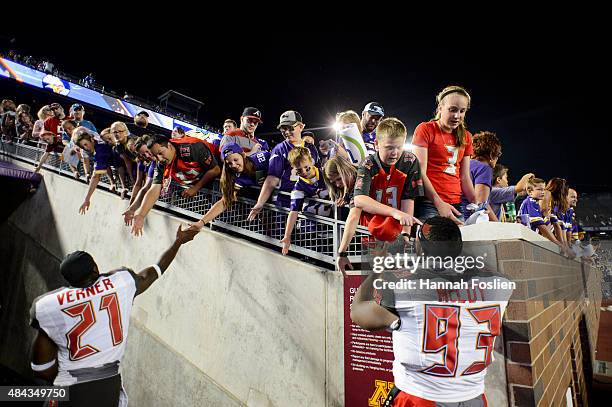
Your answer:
[338,252,348,258]
[31,359,56,372]
[388,318,401,331]
[150,264,162,278]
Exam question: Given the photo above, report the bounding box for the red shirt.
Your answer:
[43,116,62,135]
[412,121,473,204]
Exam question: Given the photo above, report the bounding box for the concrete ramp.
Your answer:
[1,162,344,406]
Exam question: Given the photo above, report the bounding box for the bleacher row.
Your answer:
[0,140,371,268]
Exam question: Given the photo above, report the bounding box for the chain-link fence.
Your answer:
[1,140,370,267]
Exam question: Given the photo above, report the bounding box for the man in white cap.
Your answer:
[361,101,385,155]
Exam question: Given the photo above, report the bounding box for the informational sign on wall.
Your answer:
[344,274,395,407]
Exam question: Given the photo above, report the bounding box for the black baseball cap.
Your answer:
[60,251,97,286]
[136,110,150,117]
[241,107,262,123]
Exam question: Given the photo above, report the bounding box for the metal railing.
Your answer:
[1,140,371,267]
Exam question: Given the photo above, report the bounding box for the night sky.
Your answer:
[2,31,608,192]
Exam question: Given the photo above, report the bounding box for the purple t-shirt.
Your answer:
[235,151,270,189]
[461,159,493,219]
[290,167,326,212]
[489,186,516,219]
[518,196,547,232]
[268,141,320,194]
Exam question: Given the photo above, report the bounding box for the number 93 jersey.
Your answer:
[384,272,512,403]
[30,269,139,386]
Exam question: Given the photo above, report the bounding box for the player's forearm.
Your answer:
[351,301,398,332]
[256,176,280,205]
[338,207,362,252]
[156,240,182,273]
[135,184,162,217]
[283,211,299,240]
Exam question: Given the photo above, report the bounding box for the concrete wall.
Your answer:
[1,163,345,406]
[1,159,602,406]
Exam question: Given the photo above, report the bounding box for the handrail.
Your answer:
[0,140,371,268]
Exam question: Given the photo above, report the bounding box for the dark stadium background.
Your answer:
[1,31,609,193]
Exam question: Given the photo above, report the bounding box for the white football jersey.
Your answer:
[30,269,138,386]
[384,271,512,402]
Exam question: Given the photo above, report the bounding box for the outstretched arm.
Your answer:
[350,272,398,331]
[133,225,198,296]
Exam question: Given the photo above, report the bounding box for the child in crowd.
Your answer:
[280,147,327,255]
[518,178,572,256]
[490,164,533,221]
[336,117,424,272]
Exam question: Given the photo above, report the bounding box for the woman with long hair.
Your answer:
[322,155,357,207]
[412,85,477,224]
[544,177,574,256]
[190,143,270,230]
[31,105,53,140]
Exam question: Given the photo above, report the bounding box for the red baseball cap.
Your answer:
[367,215,403,242]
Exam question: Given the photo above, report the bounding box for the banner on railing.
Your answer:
[0,57,219,138]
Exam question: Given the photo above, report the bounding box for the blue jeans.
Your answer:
[415,199,465,222]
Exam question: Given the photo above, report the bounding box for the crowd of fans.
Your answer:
[2,50,215,131]
[0,84,598,265]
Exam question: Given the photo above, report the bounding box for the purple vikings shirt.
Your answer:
[268,141,320,204]
[91,141,113,173]
[518,196,547,232]
[235,151,270,189]
[461,159,493,219]
[564,208,574,232]
[362,130,376,156]
[290,167,327,212]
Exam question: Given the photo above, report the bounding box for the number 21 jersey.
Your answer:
[30,269,138,386]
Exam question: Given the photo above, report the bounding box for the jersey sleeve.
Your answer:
[473,163,493,189]
[152,162,166,184]
[411,122,432,148]
[306,142,320,165]
[189,142,218,170]
[523,199,545,227]
[489,186,516,205]
[401,154,424,200]
[353,156,376,198]
[268,149,285,179]
[290,180,308,211]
